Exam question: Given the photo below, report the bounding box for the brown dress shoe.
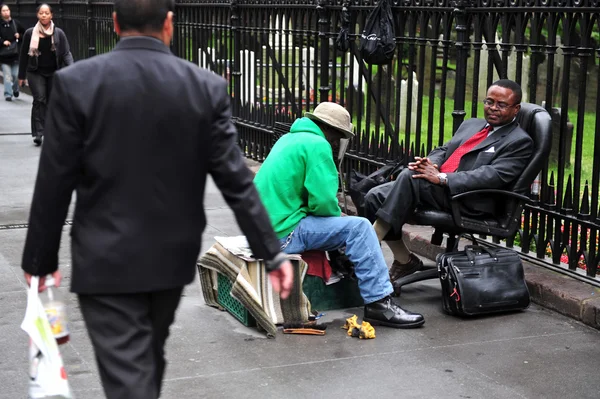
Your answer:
[389,254,423,282]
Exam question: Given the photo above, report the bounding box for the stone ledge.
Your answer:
[524,264,600,329]
[245,156,600,330]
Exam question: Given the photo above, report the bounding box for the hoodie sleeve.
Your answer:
[304,143,342,217]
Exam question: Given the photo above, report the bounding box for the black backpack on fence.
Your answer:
[359,0,396,65]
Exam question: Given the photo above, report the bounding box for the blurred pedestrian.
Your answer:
[18,3,73,146]
[0,4,25,101]
[21,0,293,398]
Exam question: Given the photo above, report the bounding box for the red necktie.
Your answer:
[440,125,492,173]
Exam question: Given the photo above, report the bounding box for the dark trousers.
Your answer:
[364,168,450,236]
[26,71,54,137]
[78,287,184,399]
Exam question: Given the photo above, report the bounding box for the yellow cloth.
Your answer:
[342,315,375,339]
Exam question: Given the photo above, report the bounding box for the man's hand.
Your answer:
[3,40,10,46]
[268,260,294,299]
[19,79,26,87]
[14,33,19,39]
[24,270,62,292]
[411,159,443,185]
[408,157,438,171]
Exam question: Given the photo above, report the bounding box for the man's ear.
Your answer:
[112,11,121,35]
[163,11,174,42]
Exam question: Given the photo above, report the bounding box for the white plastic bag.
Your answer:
[21,276,73,399]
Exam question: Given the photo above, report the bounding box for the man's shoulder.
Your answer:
[280,131,329,150]
[509,123,533,143]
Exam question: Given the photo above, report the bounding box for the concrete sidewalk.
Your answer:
[1,93,599,399]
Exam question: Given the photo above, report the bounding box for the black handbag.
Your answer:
[0,21,18,57]
[437,245,530,316]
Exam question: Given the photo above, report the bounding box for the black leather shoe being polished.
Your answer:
[364,296,425,328]
[389,254,423,282]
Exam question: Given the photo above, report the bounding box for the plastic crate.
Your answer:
[217,273,256,327]
[302,275,364,311]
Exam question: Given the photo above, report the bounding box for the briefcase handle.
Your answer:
[464,245,498,263]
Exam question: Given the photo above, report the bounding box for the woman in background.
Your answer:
[18,3,73,146]
[0,4,25,101]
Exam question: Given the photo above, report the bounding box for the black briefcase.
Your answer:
[437,246,530,316]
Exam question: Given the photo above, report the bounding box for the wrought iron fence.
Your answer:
[6,0,600,283]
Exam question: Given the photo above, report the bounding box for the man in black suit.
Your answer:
[21,0,293,397]
[365,80,533,282]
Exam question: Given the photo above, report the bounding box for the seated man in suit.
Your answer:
[254,102,425,328]
[365,79,533,282]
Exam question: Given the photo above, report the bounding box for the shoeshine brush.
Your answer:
[282,322,327,336]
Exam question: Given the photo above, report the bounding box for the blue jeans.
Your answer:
[1,61,18,98]
[279,216,393,304]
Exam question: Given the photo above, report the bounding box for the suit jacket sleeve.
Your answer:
[22,73,83,275]
[208,80,281,264]
[427,144,448,167]
[447,133,533,195]
[427,119,479,167]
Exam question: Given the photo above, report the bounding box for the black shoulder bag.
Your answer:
[437,245,530,317]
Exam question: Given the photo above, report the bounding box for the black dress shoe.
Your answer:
[364,296,425,328]
[389,253,423,283]
[33,136,42,146]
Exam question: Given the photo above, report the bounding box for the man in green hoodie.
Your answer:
[254,102,424,328]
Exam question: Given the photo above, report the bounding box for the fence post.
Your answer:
[230,0,241,116]
[317,0,330,103]
[451,0,470,133]
[87,1,96,57]
[57,0,63,27]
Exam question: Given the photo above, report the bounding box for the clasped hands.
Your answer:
[409,157,442,185]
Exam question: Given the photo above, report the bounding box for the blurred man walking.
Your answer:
[21,1,293,398]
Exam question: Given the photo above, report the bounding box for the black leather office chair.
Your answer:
[393,102,552,293]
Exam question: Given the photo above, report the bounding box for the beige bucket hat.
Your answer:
[305,102,355,139]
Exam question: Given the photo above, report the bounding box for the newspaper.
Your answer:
[214,236,302,263]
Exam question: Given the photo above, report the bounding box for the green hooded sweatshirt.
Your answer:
[254,117,341,238]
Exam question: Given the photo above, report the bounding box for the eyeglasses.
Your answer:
[483,99,518,110]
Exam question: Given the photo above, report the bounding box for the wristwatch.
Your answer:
[437,172,448,186]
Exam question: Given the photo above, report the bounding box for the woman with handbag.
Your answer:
[0,4,24,102]
[18,3,73,146]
